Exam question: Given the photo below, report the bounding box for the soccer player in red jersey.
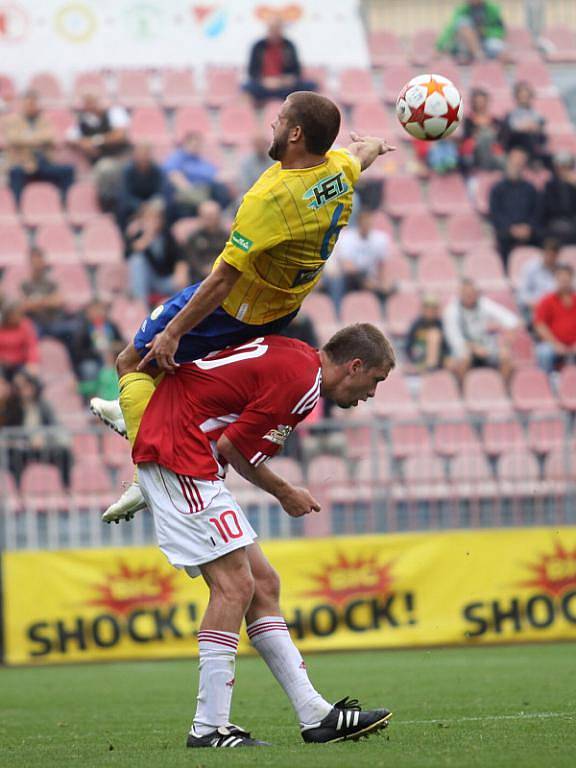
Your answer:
[132,324,396,748]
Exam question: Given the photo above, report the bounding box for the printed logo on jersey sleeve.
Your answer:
[231,230,254,252]
[263,424,293,446]
[303,172,349,210]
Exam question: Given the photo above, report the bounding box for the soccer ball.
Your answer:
[396,74,463,140]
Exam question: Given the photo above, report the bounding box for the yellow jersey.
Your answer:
[215,148,362,324]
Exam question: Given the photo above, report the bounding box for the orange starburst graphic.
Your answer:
[426,78,445,96]
[86,561,178,615]
[302,552,394,606]
[519,541,576,597]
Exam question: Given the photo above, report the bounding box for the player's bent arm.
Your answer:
[217,435,321,518]
[347,130,396,172]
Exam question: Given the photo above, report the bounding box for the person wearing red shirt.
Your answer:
[0,300,40,377]
[132,324,395,748]
[534,263,576,373]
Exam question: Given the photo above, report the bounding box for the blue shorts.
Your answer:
[133,282,298,363]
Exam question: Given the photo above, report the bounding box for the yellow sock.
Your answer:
[118,372,157,447]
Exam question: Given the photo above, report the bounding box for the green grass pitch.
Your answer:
[1,644,575,767]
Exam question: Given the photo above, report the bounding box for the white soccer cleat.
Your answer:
[90,397,127,439]
[102,482,147,524]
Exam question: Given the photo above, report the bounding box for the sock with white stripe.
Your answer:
[246,616,332,727]
[191,630,239,737]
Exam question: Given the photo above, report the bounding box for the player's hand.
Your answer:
[277,485,321,518]
[350,131,396,155]
[137,330,181,373]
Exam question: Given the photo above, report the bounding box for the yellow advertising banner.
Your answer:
[3,527,576,665]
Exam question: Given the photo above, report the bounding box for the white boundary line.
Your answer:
[398,712,575,725]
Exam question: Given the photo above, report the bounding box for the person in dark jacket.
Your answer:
[488,148,541,269]
[117,143,166,230]
[243,17,317,105]
[542,152,576,244]
[405,295,451,374]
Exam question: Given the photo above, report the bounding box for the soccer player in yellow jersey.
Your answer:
[91,91,394,521]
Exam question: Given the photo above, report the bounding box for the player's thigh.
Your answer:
[200,546,255,605]
[247,543,281,600]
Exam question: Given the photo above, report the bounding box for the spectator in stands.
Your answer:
[0,300,40,378]
[325,210,391,315]
[125,200,178,306]
[443,279,519,382]
[534,264,576,373]
[174,201,228,288]
[459,88,504,173]
[67,92,131,211]
[243,16,317,105]
[117,143,166,231]
[3,90,75,205]
[405,295,452,374]
[488,148,541,269]
[517,237,561,324]
[69,299,124,400]
[501,82,548,166]
[237,134,274,197]
[163,131,231,219]
[541,152,576,244]
[19,247,75,345]
[7,371,73,488]
[437,0,506,64]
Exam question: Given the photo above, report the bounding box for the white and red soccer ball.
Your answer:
[396,74,463,141]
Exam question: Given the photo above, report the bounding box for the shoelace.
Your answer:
[334,696,362,712]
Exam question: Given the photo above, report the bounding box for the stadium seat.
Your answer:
[0,264,28,297]
[218,105,259,145]
[445,213,489,255]
[449,450,498,509]
[72,72,108,103]
[109,297,148,340]
[384,292,421,336]
[511,368,557,414]
[514,60,557,97]
[464,369,513,416]
[389,422,432,459]
[527,413,566,455]
[95,262,130,297]
[385,176,428,220]
[20,462,67,510]
[160,69,197,108]
[0,222,29,267]
[433,421,481,457]
[367,30,405,68]
[204,67,241,108]
[399,212,443,259]
[303,292,338,328]
[35,223,78,263]
[408,29,439,67]
[82,218,123,265]
[381,66,418,105]
[71,458,114,506]
[0,74,16,103]
[418,370,465,418]
[268,457,303,485]
[428,59,462,90]
[534,97,573,135]
[115,69,155,108]
[461,248,508,291]
[44,109,75,143]
[100,430,129,469]
[173,105,211,141]
[386,254,416,293]
[351,102,394,137]
[39,338,74,383]
[416,252,459,292]
[21,183,64,226]
[340,291,382,325]
[543,448,573,486]
[50,263,93,309]
[542,27,576,63]
[0,187,19,225]
[482,417,526,456]
[373,368,419,419]
[498,449,541,484]
[506,26,540,62]
[129,107,170,145]
[398,453,449,501]
[469,61,509,97]
[558,366,576,412]
[66,182,101,228]
[71,432,101,458]
[336,69,379,106]
[428,175,472,217]
[471,170,501,216]
[28,72,65,108]
[510,328,536,369]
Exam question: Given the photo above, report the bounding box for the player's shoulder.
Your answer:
[327,147,361,171]
[245,162,282,198]
[264,336,321,378]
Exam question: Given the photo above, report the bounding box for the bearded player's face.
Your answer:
[269,103,292,160]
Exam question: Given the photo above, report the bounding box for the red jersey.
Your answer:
[534,291,576,346]
[133,336,321,480]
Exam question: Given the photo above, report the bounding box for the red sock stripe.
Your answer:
[198,631,239,650]
[247,622,289,639]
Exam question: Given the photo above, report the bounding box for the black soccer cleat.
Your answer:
[301,697,392,744]
[186,724,271,748]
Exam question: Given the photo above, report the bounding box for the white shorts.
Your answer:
[138,463,257,576]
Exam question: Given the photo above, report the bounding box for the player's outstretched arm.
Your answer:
[348,130,396,171]
[218,435,321,517]
[137,260,241,373]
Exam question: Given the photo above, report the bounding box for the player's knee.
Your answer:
[253,563,281,606]
[213,566,255,611]
[116,344,140,377]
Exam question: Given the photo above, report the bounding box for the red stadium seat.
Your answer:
[428,174,472,217]
[514,60,557,97]
[543,27,576,63]
[409,29,439,67]
[0,264,28,298]
[461,248,508,291]
[446,213,489,255]
[386,254,416,293]
[482,417,526,456]
[109,297,148,340]
[471,170,501,216]
[0,74,16,103]
[351,102,394,137]
[340,291,382,325]
[101,431,131,470]
[373,368,419,419]
[0,222,28,268]
[464,369,513,416]
[268,457,304,485]
[527,413,566,455]
[21,463,67,510]
[95,262,130,296]
[418,370,465,418]
[336,69,379,106]
[73,72,108,103]
[381,65,417,105]
[543,448,573,485]
[389,422,432,459]
[66,182,101,228]
[35,223,78,263]
[498,449,540,483]
[71,432,101,458]
[385,292,421,336]
[534,97,573,135]
[21,183,64,226]
[450,450,498,509]
[367,30,405,68]
[433,421,481,457]
[385,176,427,220]
[0,187,19,225]
[511,368,557,414]
[50,263,93,309]
[510,327,536,369]
[71,458,114,509]
[416,252,459,291]
[44,109,75,143]
[82,218,123,265]
[160,69,197,108]
[402,452,447,484]
[39,338,74,383]
[469,61,509,97]
[204,67,241,108]
[115,69,155,108]
[28,72,65,108]
[558,366,576,412]
[129,107,170,147]
[218,105,258,145]
[303,66,328,93]
[303,292,338,328]
[173,105,211,141]
[400,212,443,259]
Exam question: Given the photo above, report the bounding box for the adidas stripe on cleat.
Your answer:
[301,696,392,744]
[186,724,270,748]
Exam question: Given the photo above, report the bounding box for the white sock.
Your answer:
[192,630,239,736]
[247,616,332,727]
